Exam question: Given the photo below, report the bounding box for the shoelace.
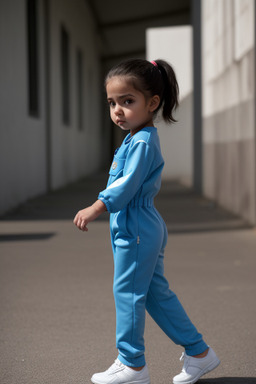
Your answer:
[180,352,189,373]
[107,359,124,373]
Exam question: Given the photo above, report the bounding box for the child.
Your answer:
[73,59,220,384]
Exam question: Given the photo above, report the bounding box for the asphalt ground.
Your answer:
[1,173,256,384]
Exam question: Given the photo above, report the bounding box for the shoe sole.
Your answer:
[91,378,150,384]
[173,357,220,384]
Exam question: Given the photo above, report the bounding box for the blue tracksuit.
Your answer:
[98,127,207,367]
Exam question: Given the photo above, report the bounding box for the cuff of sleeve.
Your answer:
[98,195,111,213]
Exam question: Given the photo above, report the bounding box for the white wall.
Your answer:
[49,0,102,190]
[0,0,47,215]
[146,26,193,185]
[0,0,102,215]
[202,0,256,224]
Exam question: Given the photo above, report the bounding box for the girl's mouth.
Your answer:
[117,119,125,125]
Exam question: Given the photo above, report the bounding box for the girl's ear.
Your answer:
[149,95,161,112]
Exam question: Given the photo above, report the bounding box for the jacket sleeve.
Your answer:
[98,140,154,213]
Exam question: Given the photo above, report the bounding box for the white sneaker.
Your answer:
[91,359,150,384]
[173,347,220,384]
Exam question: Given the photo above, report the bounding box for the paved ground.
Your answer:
[1,173,256,384]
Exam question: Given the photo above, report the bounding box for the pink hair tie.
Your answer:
[151,60,158,67]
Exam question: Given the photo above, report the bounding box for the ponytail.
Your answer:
[105,58,179,124]
[154,60,179,123]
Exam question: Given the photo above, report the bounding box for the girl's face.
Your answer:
[106,76,159,136]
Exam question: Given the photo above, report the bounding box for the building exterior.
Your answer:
[147,26,193,185]
[0,0,102,215]
[0,0,255,225]
[202,0,255,224]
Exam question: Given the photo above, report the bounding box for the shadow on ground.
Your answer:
[156,180,252,234]
[199,378,256,384]
[1,173,252,234]
[0,233,56,242]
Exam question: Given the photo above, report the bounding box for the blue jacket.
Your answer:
[98,126,164,213]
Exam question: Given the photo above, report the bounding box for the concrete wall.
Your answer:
[0,0,47,215]
[202,0,256,224]
[146,26,193,185]
[49,0,102,190]
[0,0,102,215]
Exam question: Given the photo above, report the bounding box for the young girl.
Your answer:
[73,59,220,384]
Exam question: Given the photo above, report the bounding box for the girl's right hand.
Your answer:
[73,200,107,232]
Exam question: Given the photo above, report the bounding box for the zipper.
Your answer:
[137,236,140,244]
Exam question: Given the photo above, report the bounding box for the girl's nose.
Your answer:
[114,105,123,115]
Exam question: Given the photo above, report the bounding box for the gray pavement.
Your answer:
[1,173,256,384]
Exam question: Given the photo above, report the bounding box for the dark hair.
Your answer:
[105,58,179,123]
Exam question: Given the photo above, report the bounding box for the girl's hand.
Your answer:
[73,200,107,232]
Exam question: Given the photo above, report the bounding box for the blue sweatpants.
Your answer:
[110,201,208,368]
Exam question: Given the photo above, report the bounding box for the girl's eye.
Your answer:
[108,101,115,108]
[125,99,134,105]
